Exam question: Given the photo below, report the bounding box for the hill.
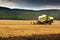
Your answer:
[0,7,60,20]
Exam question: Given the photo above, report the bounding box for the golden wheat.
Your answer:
[0,20,60,37]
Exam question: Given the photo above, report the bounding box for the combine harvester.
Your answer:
[32,14,54,25]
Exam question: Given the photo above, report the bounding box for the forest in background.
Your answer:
[0,7,60,20]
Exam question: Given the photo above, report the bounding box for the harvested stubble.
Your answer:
[0,20,59,37]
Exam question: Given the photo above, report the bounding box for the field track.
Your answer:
[0,20,60,37]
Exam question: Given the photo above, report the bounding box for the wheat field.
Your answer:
[0,20,60,37]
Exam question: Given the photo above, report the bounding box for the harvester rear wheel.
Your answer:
[48,20,53,25]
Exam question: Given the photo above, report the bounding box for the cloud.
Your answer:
[0,0,60,10]
[39,5,60,10]
[0,0,16,8]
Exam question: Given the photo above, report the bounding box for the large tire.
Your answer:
[49,22,52,25]
[48,20,53,25]
[37,21,46,25]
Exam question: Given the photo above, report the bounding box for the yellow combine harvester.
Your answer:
[32,14,54,25]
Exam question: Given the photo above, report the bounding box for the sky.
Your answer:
[0,0,60,10]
